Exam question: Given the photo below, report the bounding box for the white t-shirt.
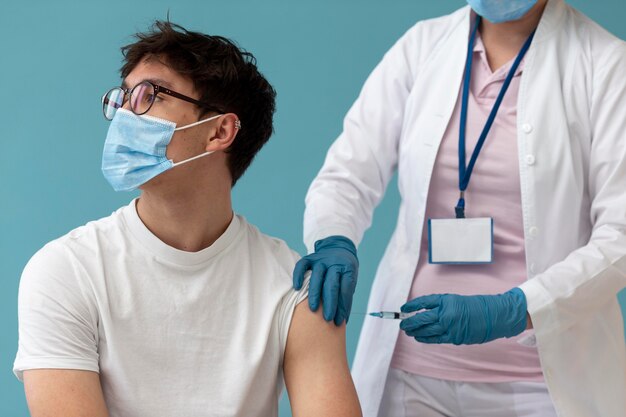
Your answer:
[14,199,309,417]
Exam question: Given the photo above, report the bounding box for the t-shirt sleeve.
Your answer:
[276,251,311,358]
[13,241,100,382]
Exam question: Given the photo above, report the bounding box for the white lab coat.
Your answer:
[303,1,626,416]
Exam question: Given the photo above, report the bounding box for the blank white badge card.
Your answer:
[428,217,493,264]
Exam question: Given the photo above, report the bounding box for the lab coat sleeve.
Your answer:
[519,41,626,338]
[303,24,422,253]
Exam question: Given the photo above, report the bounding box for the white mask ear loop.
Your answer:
[174,113,223,131]
[170,113,242,167]
[170,114,222,167]
[171,150,215,167]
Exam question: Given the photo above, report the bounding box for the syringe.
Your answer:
[368,311,413,320]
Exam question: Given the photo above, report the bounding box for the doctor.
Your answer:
[293,0,626,416]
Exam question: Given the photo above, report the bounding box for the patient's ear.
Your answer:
[205,113,240,152]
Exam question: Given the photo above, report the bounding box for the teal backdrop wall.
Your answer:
[1,0,624,415]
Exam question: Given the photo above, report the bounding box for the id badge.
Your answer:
[428,217,493,264]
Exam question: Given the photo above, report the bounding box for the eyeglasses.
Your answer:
[101,80,224,121]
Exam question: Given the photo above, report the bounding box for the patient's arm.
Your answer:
[284,302,362,417]
[23,369,110,417]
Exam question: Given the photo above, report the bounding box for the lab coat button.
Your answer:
[525,155,536,165]
[529,226,539,237]
[522,123,533,133]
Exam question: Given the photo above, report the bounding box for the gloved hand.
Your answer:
[293,235,358,326]
[399,288,528,345]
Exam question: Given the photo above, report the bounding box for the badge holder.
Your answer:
[428,217,493,264]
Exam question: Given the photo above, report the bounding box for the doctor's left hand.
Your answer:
[293,235,359,326]
[400,288,528,345]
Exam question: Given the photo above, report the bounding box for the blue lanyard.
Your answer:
[455,16,536,219]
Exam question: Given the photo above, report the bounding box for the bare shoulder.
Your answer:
[285,301,346,356]
[283,302,362,417]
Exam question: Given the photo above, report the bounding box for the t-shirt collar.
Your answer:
[121,198,241,266]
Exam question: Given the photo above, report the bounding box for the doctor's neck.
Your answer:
[479,0,548,71]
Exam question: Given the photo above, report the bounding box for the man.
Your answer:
[14,21,361,417]
[294,0,626,416]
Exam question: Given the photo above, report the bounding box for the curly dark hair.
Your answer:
[120,20,277,186]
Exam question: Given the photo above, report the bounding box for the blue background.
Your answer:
[1,0,624,415]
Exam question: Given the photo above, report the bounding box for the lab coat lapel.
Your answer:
[403,9,471,258]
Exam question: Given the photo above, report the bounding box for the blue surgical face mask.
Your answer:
[102,108,222,192]
[466,0,538,23]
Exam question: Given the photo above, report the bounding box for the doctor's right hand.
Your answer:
[293,235,359,326]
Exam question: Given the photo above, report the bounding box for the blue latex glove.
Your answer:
[399,288,528,345]
[293,235,358,326]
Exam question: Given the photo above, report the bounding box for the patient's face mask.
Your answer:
[466,0,538,23]
[101,108,222,192]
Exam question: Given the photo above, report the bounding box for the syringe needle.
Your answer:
[368,311,412,320]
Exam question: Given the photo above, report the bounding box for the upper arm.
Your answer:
[303,25,421,251]
[15,244,99,376]
[15,244,102,407]
[23,369,109,417]
[283,302,362,417]
[589,41,626,227]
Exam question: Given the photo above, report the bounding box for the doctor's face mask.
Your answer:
[466,0,538,23]
[101,108,223,192]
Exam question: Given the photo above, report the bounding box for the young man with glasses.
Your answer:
[13,21,362,417]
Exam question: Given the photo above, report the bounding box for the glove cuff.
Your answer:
[314,235,357,257]
[505,287,528,337]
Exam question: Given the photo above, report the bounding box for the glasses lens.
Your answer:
[103,88,125,120]
[130,81,156,115]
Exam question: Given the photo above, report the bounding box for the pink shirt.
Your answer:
[390,31,544,382]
